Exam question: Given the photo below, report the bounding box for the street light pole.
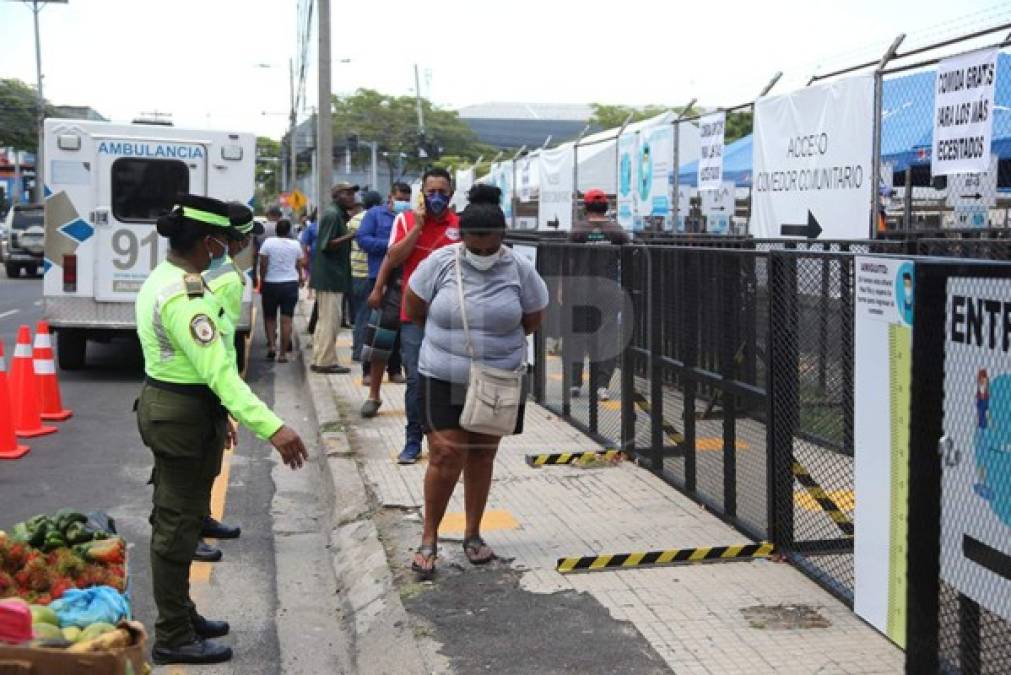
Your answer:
[289,57,297,193]
[317,0,332,213]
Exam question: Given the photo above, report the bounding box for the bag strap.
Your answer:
[453,244,477,360]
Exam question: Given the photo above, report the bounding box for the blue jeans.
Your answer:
[350,277,373,361]
[400,322,424,449]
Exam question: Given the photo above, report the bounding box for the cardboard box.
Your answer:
[0,621,148,675]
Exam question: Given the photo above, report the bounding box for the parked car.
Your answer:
[3,203,45,278]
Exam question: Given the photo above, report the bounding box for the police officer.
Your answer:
[136,194,307,665]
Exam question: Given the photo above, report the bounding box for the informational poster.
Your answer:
[516,156,534,203]
[496,160,514,221]
[752,74,875,240]
[940,276,1011,623]
[698,111,726,191]
[636,124,674,231]
[946,153,997,229]
[617,131,637,230]
[700,181,735,234]
[933,48,997,176]
[854,256,915,647]
[537,145,573,231]
[451,167,474,213]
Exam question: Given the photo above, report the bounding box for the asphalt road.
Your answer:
[0,272,332,672]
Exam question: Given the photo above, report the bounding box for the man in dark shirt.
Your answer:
[309,182,357,373]
[566,189,628,401]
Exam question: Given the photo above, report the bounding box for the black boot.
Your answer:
[192,614,230,639]
[193,539,222,562]
[201,515,241,539]
[151,637,233,665]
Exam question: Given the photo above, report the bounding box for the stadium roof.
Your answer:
[457,102,593,121]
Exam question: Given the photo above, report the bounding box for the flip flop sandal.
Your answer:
[411,544,437,580]
[462,535,496,565]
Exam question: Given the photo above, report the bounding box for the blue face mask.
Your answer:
[392,200,411,214]
[206,237,228,270]
[425,193,449,216]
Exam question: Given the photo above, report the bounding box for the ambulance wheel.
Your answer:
[4,263,19,278]
[234,331,248,372]
[57,329,86,370]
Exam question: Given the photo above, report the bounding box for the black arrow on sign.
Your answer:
[780,210,823,238]
[959,193,983,200]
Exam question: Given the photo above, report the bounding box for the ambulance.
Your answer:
[42,119,256,369]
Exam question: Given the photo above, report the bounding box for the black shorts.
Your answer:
[262,281,299,318]
[419,375,526,435]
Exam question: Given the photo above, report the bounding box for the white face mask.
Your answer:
[464,246,501,271]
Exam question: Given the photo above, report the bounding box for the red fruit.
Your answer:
[49,577,73,599]
[3,543,28,574]
[35,593,51,605]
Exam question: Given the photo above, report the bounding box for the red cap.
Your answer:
[584,189,608,204]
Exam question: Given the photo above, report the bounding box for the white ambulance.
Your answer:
[42,119,256,369]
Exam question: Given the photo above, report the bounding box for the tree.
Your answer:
[255,136,282,213]
[724,110,752,144]
[331,89,493,180]
[0,78,52,152]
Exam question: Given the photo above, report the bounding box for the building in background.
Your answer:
[457,102,592,149]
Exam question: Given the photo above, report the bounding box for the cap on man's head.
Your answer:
[171,194,244,240]
[362,190,383,209]
[584,188,608,205]
[332,181,359,193]
[227,202,264,236]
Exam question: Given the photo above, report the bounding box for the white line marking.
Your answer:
[0,309,19,319]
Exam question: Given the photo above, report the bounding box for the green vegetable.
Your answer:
[90,530,110,541]
[53,509,87,533]
[42,530,67,552]
[11,522,30,543]
[64,522,92,545]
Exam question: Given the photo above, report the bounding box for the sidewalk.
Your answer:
[301,312,903,674]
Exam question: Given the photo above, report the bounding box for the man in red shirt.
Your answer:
[368,167,460,463]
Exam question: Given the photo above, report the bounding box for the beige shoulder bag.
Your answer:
[454,244,525,436]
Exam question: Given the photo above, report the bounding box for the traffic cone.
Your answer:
[0,341,30,460]
[34,322,72,421]
[8,325,56,438]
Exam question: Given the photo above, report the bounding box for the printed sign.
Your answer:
[486,162,513,220]
[637,124,674,231]
[516,156,534,203]
[941,276,1011,623]
[700,181,735,234]
[933,48,997,176]
[752,74,875,239]
[617,131,637,230]
[946,153,997,229]
[698,111,726,191]
[854,256,916,647]
[537,145,573,231]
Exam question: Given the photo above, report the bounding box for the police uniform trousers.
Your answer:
[136,380,227,647]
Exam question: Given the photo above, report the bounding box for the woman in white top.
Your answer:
[258,219,305,362]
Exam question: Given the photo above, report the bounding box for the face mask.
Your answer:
[392,200,411,214]
[425,193,449,216]
[465,247,500,271]
[206,237,228,270]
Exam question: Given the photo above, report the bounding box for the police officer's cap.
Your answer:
[226,202,264,236]
[157,194,244,241]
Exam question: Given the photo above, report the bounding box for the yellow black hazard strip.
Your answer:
[557,542,775,573]
[631,392,685,444]
[526,449,622,466]
[792,461,854,537]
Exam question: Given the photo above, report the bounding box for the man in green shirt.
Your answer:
[309,182,357,373]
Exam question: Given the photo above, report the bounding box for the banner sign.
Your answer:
[752,74,875,240]
[698,111,726,191]
[516,156,534,203]
[854,256,915,647]
[537,145,573,231]
[451,168,474,213]
[946,154,997,228]
[933,48,997,176]
[495,161,514,220]
[701,181,735,234]
[940,276,1011,623]
[637,124,674,231]
[617,131,637,230]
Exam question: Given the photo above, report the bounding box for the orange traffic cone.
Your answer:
[34,322,71,421]
[0,341,30,460]
[8,325,56,438]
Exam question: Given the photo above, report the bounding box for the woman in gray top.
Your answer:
[404,184,549,578]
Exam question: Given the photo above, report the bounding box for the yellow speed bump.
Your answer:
[525,449,623,467]
[557,542,775,573]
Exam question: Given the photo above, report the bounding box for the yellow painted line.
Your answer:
[695,437,750,452]
[601,400,622,411]
[438,509,519,535]
[795,488,855,513]
[189,448,232,584]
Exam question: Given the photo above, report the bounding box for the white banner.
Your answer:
[933,48,997,176]
[495,161,514,220]
[537,145,573,231]
[854,256,916,647]
[516,156,535,203]
[636,124,674,231]
[451,168,474,212]
[752,74,875,240]
[941,276,1011,623]
[698,111,726,191]
[617,131,637,230]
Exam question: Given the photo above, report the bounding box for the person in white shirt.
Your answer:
[258,219,305,362]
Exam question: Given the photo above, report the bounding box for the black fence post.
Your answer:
[841,250,855,455]
[683,250,698,496]
[588,247,600,436]
[767,251,798,549]
[620,245,636,456]
[561,247,573,420]
[533,242,547,404]
[722,253,739,519]
[649,246,663,473]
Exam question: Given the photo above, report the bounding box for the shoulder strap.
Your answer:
[453,244,476,360]
[183,273,204,298]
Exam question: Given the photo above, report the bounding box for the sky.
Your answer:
[2,0,1010,139]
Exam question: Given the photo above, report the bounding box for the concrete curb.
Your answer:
[296,309,430,675]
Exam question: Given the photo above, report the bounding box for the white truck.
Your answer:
[42,119,256,369]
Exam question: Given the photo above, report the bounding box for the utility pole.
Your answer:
[316,0,332,211]
[370,141,378,191]
[413,63,425,135]
[289,57,297,192]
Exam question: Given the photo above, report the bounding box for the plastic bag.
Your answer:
[49,586,130,628]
